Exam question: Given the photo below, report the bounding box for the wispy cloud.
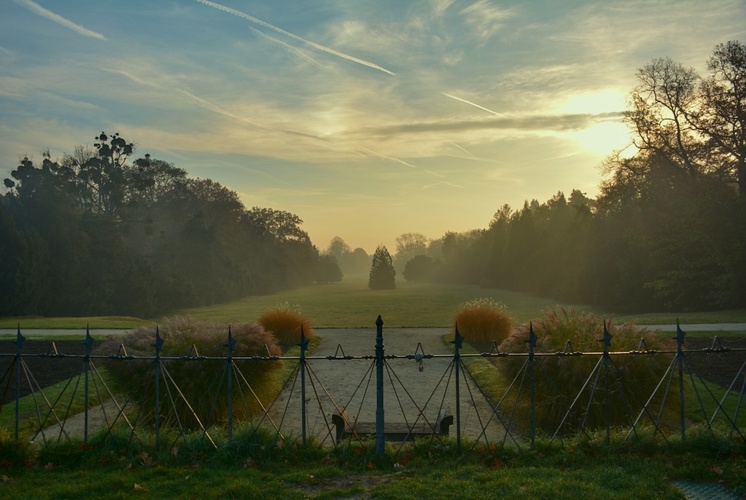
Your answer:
[110,67,327,143]
[194,0,396,76]
[13,0,105,40]
[460,0,514,42]
[360,111,624,136]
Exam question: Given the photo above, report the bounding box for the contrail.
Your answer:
[248,26,328,69]
[448,141,476,157]
[112,67,331,144]
[14,0,106,40]
[194,0,396,76]
[358,146,416,168]
[177,88,329,141]
[422,181,464,190]
[443,93,505,117]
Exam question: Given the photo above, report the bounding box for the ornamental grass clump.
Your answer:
[258,303,314,350]
[454,298,513,351]
[97,316,283,430]
[498,307,674,434]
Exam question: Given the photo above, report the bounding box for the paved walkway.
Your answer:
[268,328,517,446]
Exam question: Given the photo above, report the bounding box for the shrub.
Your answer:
[97,316,284,430]
[498,307,674,434]
[454,298,513,351]
[257,303,314,349]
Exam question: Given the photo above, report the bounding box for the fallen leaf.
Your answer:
[491,458,505,470]
[134,483,150,492]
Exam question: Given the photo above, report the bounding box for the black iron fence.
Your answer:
[1,317,744,455]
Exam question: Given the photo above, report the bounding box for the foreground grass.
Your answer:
[0,432,743,499]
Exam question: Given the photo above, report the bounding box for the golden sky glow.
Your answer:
[1,0,744,252]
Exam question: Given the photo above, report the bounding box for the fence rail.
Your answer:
[1,318,744,455]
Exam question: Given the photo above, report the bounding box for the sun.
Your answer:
[555,88,633,156]
[568,120,632,156]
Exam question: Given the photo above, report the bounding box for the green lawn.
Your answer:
[0,431,743,499]
[2,275,745,329]
[177,276,601,328]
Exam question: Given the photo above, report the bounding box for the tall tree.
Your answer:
[326,236,351,260]
[693,40,746,192]
[368,245,396,289]
[394,232,429,272]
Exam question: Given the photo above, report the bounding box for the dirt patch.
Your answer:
[678,336,746,388]
[288,473,399,498]
[0,340,94,403]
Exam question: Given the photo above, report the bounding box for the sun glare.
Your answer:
[558,88,626,115]
[567,121,631,156]
[556,88,631,156]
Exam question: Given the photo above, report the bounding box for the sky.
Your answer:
[1,0,744,254]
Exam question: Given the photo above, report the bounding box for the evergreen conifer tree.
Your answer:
[368,245,396,289]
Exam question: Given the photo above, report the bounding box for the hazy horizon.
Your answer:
[1,0,744,253]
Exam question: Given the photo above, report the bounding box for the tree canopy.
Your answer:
[1,132,320,317]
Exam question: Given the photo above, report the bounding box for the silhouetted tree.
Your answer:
[394,232,429,272]
[315,254,343,283]
[403,254,437,282]
[345,247,372,274]
[368,245,396,289]
[1,131,323,316]
[326,236,351,260]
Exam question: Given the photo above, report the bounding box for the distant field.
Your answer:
[2,275,745,329]
[172,275,600,327]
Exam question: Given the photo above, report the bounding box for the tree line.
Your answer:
[0,133,334,317]
[396,41,746,312]
[2,41,743,316]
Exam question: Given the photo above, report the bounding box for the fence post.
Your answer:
[225,326,236,442]
[153,327,163,450]
[452,324,464,453]
[299,326,309,447]
[375,315,385,455]
[14,325,24,441]
[83,326,94,442]
[602,321,612,445]
[676,321,686,441]
[528,322,537,449]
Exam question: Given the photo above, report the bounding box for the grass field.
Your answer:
[4,275,744,330]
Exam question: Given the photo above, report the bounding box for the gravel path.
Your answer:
[268,328,516,446]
